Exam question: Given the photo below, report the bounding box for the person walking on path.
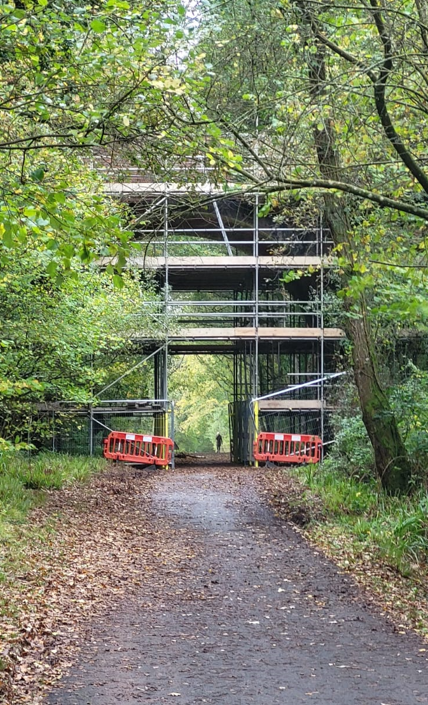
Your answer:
[215,432,223,453]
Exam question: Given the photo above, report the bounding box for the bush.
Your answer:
[390,495,428,567]
[390,364,428,478]
[291,463,428,574]
[324,415,374,481]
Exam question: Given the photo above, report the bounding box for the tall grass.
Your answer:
[0,452,106,535]
[293,463,428,576]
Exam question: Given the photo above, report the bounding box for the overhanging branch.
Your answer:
[261,176,428,220]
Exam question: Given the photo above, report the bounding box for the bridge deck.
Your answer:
[131,328,344,344]
[129,256,327,269]
[166,327,345,341]
[258,399,334,411]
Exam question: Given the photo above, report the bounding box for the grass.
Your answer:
[0,451,107,540]
[292,463,428,576]
[0,452,108,698]
[0,452,108,628]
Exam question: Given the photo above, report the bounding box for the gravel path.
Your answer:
[46,466,428,704]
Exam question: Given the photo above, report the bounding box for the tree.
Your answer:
[192,0,428,220]
[169,355,231,452]
[0,249,162,442]
[165,0,428,490]
[0,0,195,449]
[303,34,411,493]
[0,0,193,270]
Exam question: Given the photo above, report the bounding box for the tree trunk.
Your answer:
[347,312,411,493]
[305,37,411,493]
[324,180,411,493]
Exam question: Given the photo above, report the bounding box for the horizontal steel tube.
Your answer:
[151,311,321,316]
[135,238,332,244]
[139,300,322,307]
[135,226,330,233]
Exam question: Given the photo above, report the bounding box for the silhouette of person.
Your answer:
[215,432,223,453]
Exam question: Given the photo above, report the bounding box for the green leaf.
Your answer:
[90,19,107,33]
[30,167,45,183]
[2,228,14,249]
[112,274,124,289]
[46,261,58,277]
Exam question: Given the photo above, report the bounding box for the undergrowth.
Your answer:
[0,452,106,544]
[292,408,428,578]
[291,462,428,578]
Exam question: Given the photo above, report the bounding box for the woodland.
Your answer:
[1,3,428,698]
[1,0,428,481]
[1,0,428,575]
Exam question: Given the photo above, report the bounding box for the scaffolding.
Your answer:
[35,344,174,462]
[103,186,345,464]
[36,398,175,465]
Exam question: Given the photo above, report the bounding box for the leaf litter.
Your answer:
[260,466,428,641]
[1,459,428,704]
[0,465,200,704]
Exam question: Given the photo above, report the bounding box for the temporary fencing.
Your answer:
[253,432,322,464]
[103,431,174,467]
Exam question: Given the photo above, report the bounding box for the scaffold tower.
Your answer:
[102,180,344,464]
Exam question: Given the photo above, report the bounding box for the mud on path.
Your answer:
[44,461,428,705]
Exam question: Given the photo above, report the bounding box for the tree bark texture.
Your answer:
[306,38,411,493]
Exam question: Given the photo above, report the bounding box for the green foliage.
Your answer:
[292,463,428,575]
[186,0,428,324]
[280,269,304,284]
[390,364,428,474]
[389,496,428,568]
[194,0,428,217]
[169,355,231,452]
[0,250,163,442]
[323,415,375,481]
[0,0,208,455]
[15,453,105,490]
[0,451,105,540]
[301,461,378,516]
[325,361,428,485]
[0,0,195,271]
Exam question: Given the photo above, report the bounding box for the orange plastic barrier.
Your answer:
[253,432,322,464]
[103,431,173,467]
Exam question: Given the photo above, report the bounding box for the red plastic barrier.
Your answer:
[103,431,173,467]
[253,432,322,464]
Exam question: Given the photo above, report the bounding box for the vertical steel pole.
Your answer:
[90,352,94,457]
[253,193,260,465]
[170,401,175,470]
[320,214,325,455]
[28,415,32,461]
[164,196,169,439]
[89,405,94,456]
[254,401,259,467]
[154,353,159,400]
[255,193,259,399]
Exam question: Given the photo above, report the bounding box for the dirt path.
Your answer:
[46,464,428,705]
